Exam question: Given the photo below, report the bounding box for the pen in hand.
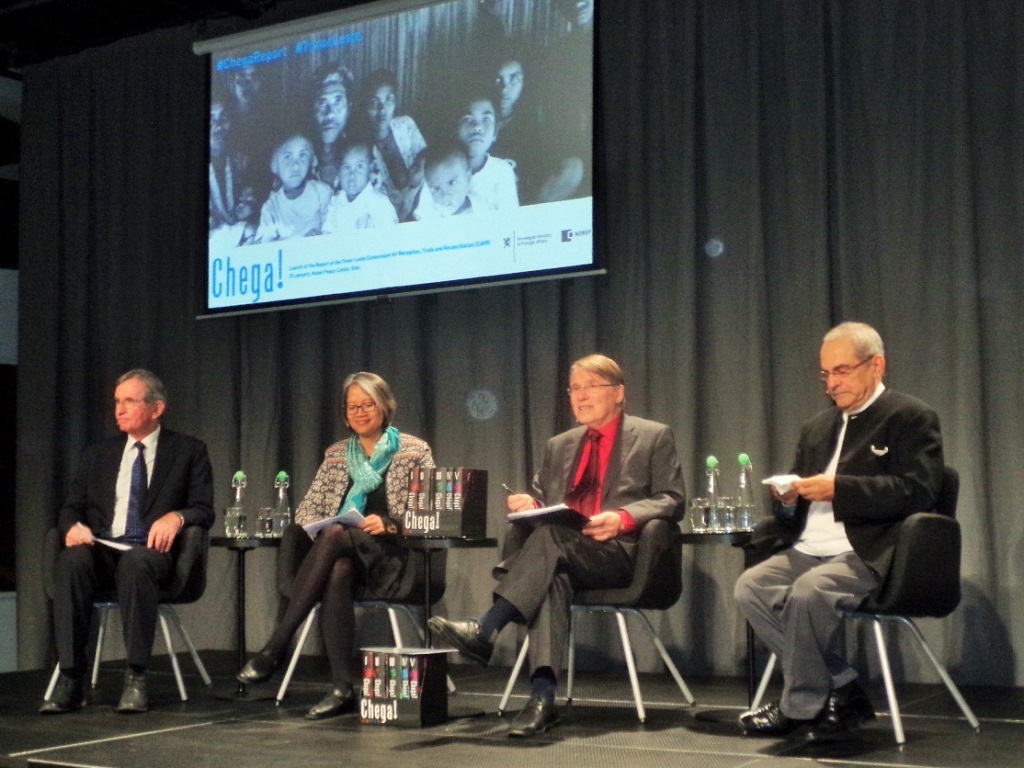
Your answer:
[504,485,539,513]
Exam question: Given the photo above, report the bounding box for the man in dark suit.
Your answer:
[40,369,214,715]
[735,322,943,741]
[430,354,685,737]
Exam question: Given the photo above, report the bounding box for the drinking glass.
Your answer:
[256,507,275,538]
[688,497,709,532]
[224,505,247,538]
[734,503,756,531]
[716,496,737,532]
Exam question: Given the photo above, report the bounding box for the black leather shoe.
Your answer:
[508,696,560,738]
[237,652,282,685]
[305,686,357,720]
[739,700,813,737]
[428,617,494,666]
[116,670,149,714]
[39,673,85,714]
[807,680,875,741]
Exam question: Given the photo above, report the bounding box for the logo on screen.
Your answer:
[561,229,574,242]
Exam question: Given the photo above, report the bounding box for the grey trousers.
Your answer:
[493,524,633,676]
[734,548,879,720]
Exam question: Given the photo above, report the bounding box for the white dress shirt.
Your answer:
[111,427,160,537]
[795,384,885,557]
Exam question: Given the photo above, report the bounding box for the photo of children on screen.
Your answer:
[411,143,482,219]
[255,134,334,242]
[322,141,400,232]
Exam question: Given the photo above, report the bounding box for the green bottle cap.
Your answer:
[706,455,719,470]
[738,453,751,467]
[276,470,289,483]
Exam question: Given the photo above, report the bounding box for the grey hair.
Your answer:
[116,369,167,406]
[340,371,397,429]
[823,322,885,359]
[569,354,625,387]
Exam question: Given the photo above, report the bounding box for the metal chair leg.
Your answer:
[898,616,979,732]
[750,613,978,746]
[564,606,694,721]
[615,610,646,722]
[865,614,981,746]
[276,601,456,705]
[751,652,777,711]
[498,635,530,714]
[870,618,905,745]
[91,604,114,689]
[161,606,212,687]
[157,608,187,701]
[838,611,982,746]
[385,606,404,647]
[627,608,695,705]
[368,601,457,694]
[46,601,208,703]
[276,605,319,704]
[45,664,60,700]
[566,610,578,703]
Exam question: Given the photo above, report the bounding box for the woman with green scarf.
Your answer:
[237,371,433,719]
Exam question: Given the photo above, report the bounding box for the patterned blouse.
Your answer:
[294,432,434,530]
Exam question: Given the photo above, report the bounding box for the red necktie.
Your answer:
[566,430,601,517]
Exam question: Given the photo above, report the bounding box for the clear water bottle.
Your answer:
[704,456,722,531]
[736,453,757,531]
[273,471,292,537]
[224,470,247,537]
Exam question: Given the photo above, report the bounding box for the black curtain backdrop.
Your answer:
[16,0,1024,687]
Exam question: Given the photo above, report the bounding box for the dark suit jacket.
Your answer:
[750,388,943,580]
[57,428,215,538]
[531,413,686,555]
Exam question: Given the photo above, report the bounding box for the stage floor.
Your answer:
[1,651,1019,768]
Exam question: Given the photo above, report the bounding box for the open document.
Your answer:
[95,538,133,551]
[507,504,589,530]
[303,509,366,536]
[762,474,802,495]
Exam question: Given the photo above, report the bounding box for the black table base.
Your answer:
[211,536,282,701]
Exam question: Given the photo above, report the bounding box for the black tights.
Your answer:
[264,525,363,688]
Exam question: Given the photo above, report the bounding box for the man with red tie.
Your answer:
[430,354,685,737]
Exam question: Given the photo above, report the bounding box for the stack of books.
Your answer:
[359,647,448,726]
[402,467,488,537]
